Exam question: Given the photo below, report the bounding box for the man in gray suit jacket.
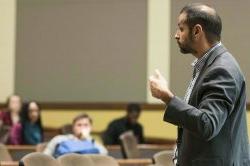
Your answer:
[149,3,250,166]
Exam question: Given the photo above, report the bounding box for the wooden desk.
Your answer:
[7,144,174,160]
[0,161,18,166]
[117,159,152,166]
[106,144,174,150]
[7,145,36,151]
[1,159,152,166]
[7,144,174,151]
[107,144,174,159]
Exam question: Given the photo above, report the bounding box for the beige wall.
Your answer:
[15,0,171,103]
[0,0,15,102]
[147,0,171,103]
[41,109,177,139]
[15,0,147,102]
[41,109,250,140]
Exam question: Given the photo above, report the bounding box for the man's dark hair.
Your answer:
[72,113,93,125]
[127,103,141,114]
[180,3,222,43]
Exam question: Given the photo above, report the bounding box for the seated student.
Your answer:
[103,103,144,145]
[43,113,107,157]
[21,101,43,145]
[0,95,23,144]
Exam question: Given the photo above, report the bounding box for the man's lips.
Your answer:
[177,41,181,47]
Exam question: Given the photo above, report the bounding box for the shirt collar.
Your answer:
[191,42,221,72]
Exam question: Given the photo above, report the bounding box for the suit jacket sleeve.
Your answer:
[164,66,237,141]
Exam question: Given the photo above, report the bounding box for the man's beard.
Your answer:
[177,33,196,55]
[178,42,194,54]
[180,46,192,54]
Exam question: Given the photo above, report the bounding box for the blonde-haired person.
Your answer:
[43,113,107,157]
[0,95,23,144]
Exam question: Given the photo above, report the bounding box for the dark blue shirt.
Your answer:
[23,122,42,145]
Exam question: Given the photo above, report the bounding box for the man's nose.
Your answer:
[175,32,179,40]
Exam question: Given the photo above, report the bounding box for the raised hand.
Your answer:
[149,69,174,104]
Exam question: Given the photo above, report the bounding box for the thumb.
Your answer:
[149,75,156,82]
[155,69,162,78]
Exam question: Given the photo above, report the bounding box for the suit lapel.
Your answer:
[206,44,227,67]
[188,45,228,105]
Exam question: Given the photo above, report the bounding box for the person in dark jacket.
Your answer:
[103,103,144,145]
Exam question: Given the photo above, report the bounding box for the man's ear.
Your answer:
[192,24,202,38]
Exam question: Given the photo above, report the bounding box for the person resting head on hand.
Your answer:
[43,113,107,157]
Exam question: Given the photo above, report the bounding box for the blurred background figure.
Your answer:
[0,95,23,145]
[21,101,44,145]
[43,113,107,157]
[103,103,144,145]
